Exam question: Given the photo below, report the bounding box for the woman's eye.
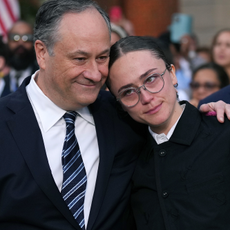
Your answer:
[123,89,135,96]
[145,75,156,84]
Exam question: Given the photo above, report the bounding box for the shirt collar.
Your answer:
[26,70,94,132]
[149,104,186,144]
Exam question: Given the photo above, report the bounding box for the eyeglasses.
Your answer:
[190,82,220,91]
[8,33,33,42]
[117,68,166,108]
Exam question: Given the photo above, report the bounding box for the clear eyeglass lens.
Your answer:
[144,74,163,93]
[14,34,20,41]
[120,88,139,107]
[120,74,164,107]
[22,35,28,42]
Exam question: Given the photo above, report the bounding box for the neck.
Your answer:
[150,102,183,135]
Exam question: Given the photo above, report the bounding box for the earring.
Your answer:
[174,83,178,88]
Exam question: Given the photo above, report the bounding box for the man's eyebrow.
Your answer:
[68,48,110,57]
[117,68,158,93]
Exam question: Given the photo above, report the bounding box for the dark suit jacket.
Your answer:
[198,85,230,107]
[131,101,230,230]
[0,61,39,98]
[0,77,146,230]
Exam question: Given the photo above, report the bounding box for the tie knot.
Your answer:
[63,111,77,124]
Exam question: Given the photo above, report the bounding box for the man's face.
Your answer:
[8,21,34,70]
[36,9,110,111]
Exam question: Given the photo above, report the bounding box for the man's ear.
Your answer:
[34,40,48,70]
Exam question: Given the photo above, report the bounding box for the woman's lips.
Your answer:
[144,103,162,114]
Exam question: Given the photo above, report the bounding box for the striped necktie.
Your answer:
[61,111,87,229]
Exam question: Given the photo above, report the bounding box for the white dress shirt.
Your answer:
[149,104,185,145]
[26,71,99,228]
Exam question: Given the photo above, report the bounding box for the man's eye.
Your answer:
[75,57,86,61]
[97,56,109,62]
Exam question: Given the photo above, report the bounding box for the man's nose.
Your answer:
[83,62,102,82]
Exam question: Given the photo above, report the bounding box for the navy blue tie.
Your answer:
[61,111,87,229]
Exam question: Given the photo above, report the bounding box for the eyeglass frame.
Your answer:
[116,68,167,108]
[8,33,33,42]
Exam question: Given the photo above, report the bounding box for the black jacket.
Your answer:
[132,101,230,230]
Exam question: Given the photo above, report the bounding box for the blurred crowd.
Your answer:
[0,20,38,97]
[1,5,230,107]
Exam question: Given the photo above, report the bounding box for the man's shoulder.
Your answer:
[198,85,230,107]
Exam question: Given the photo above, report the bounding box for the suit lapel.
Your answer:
[87,93,117,230]
[6,78,81,230]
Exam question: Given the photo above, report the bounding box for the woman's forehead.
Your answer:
[111,50,164,70]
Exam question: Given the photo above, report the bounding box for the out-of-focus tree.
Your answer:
[18,0,42,25]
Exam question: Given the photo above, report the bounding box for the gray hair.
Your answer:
[34,0,111,55]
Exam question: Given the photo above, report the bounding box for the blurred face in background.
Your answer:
[111,32,121,46]
[190,68,221,102]
[212,31,230,68]
[8,21,35,70]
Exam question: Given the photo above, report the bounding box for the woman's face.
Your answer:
[109,50,182,134]
[213,31,230,67]
[191,68,221,102]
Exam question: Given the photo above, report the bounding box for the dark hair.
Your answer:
[193,62,229,88]
[34,0,111,55]
[109,36,171,69]
[107,36,172,88]
[211,28,230,62]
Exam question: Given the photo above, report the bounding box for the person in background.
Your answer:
[107,36,230,230]
[110,23,127,46]
[109,6,135,36]
[190,62,229,107]
[0,38,11,97]
[211,28,230,80]
[102,23,127,90]
[5,20,38,92]
[196,46,211,63]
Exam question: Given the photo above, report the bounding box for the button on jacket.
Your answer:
[131,101,230,230]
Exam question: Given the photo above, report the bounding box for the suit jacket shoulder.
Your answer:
[198,85,230,107]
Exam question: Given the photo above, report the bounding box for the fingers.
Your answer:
[224,103,230,120]
[199,100,225,123]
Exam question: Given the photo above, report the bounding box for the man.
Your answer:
[0,1,228,230]
[4,20,38,94]
[0,1,145,229]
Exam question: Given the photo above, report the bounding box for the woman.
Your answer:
[107,36,230,230]
[190,62,229,107]
[212,28,230,80]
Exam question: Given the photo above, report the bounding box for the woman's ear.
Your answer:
[170,64,178,86]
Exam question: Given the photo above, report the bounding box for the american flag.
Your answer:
[0,0,20,41]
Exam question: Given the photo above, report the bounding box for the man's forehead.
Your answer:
[10,22,33,34]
